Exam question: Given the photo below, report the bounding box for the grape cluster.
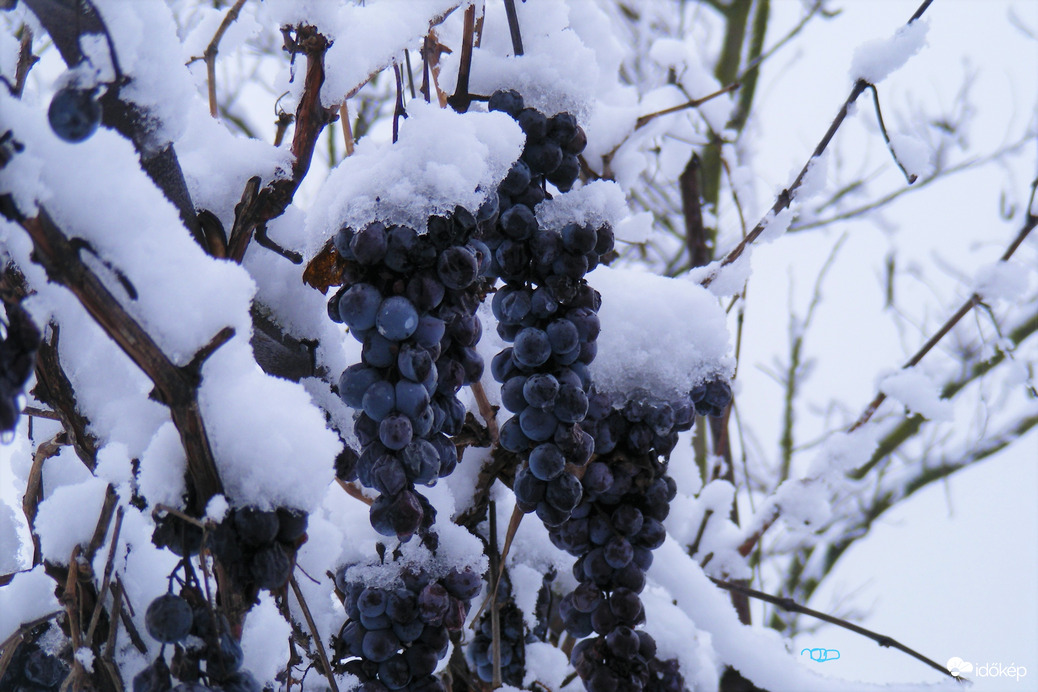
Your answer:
[550,383,729,692]
[332,563,483,691]
[466,572,526,686]
[488,89,586,195]
[153,506,307,598]
[482,90,610,528]
[134,591,261,692]
[1,301,41,433]
[0,638,69,691]
[331,207,492,541]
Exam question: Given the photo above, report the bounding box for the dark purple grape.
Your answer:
[376,297,419,341]
[406,272,445,312]
[501,375,529,414]
[339,364,381,408]
[499,205,537,241]
[361,629,400,663]
[145,594,194,643]
[417,583,449,625]
[351,222,389,265]
[377,654,411,689]
[339,283,383,332]
[512,328,551,368]
[437,246,479,290]
[488,89,524,117]
[251,543,292,590]
[233,507,280,546]
[48,87,101,142]
[379,414,413,450]
[546,472,582,512]
[500,160,532,197]
[362,379,396,421]
[523,372,559,409]
[519,406,557,441]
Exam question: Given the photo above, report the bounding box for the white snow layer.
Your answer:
[305,102,524,256]
[850,18,929,84]
[973,260,1032,302]
[890,133,935,179]
[651,537,962,692]
[879,367,954,422]
[0,567,61,644]
[591,265,733,401]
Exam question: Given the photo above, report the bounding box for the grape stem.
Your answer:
[289,574,340,692]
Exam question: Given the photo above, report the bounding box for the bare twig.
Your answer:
[701,0,936,287]
[848,214,1038,435]
[503,0,525,56]
[339,102,355,156]
[709,577,966,682]
[392,63,406,144]
[11,208,225,514]
[469,381,499,446]
[634,83,740,130]
[289,575,339,692]
[13,25,38,98]
[187,0,249,117]
[85,506,125,644]
[227,25,333,262]
[865,82,917,184]
[447,4,476,113]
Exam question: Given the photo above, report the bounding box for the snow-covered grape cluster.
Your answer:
[134,590,261,692]
[153,505,307,601]
[482,90,611,529]
[552,385,729,692]
[0,301,40,433]
[332,563,482,691]
[331,207,492,541]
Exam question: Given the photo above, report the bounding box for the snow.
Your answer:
[758,206,796,244]
[850,18,929,84]
[0,501,23,573]
[798,153,830,201]
[198,337,339,512]
[973,260,1032,302]
[650,537,962,692]
[890,133,935,180]
[687,249,754,298]
[34,476,109,565]
[591,265,734,402]
[305,102,524,256]
[94,0,199,151]
[534,179,629,232]
[241,592,292,686]
[879,367,954,422]
[0,566,61,644]
[138,422,187,508]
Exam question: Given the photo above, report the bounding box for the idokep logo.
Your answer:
[948,657,1029,682]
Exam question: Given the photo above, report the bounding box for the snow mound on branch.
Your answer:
[890,133,935,179]
[850,18,929,83]
[879,367,953,422]
[305,103,524,255]
[260,0,465,105]
[199,337,339,512]
[974,260,1032,302]
[591,265,733,401]
[35,477,110,565]
[0,567,61,644]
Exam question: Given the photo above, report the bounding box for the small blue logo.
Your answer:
[801,647,841,662]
